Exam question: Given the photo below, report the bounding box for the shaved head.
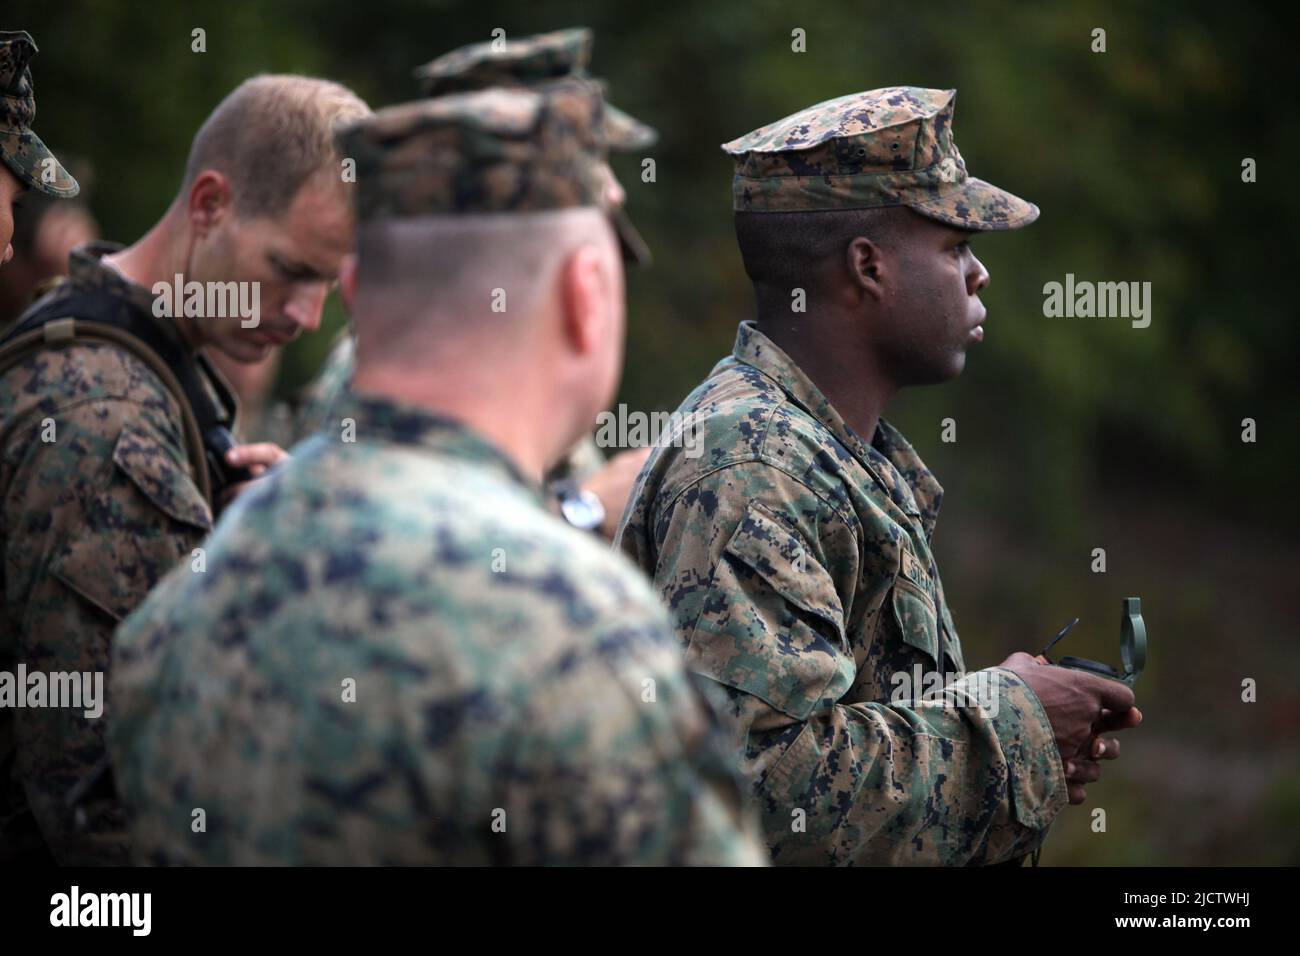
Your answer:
[346,205,628,479]
[352,208,619,370]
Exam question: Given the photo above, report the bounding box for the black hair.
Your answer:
[734,206,910,305]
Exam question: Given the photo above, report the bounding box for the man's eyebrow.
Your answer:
[267,249,332,280]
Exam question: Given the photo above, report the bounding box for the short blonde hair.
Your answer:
[181,74,371,217]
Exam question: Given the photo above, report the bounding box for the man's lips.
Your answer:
[255,327,297,346]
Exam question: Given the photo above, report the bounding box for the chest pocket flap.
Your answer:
[112,420,213,530]
[50,422,211,622]
[891,547,965,674]
[892,577,939,662]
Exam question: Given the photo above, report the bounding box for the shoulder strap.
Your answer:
[0,287,228,505]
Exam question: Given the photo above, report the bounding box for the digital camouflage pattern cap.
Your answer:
[0,31,78,198]
[338,77,649,261]
[722,87,1037,231]
[414,27,656,152]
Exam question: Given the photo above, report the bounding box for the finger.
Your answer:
[1094,706,1143,733]
[227,443,281,464]
[1091,736,1120,760]
[1065,758,1102,784]
[1067,782,1087,805]
[1095,677,1136,712]
[247,463,268,478]
[228,443,288,467]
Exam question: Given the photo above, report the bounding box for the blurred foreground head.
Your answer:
[339,78,641,468]
[0,154,97,326]
[0,30,80,270]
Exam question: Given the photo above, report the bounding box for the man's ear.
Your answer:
[846,236,889,303]
[339,253,358,312]
[187,170,233,235]
[559,243,612,357]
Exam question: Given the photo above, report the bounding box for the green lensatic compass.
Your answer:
[1041,597,1146,688]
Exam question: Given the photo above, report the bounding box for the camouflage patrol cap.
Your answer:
[0,31,78,198]
[722,87,1037,231]
[338,77,649,262]
[414,27,657,151]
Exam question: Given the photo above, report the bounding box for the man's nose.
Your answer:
[969,253,990,294]
[282,284,328,332]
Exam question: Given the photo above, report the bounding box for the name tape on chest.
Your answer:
[900,548,932,593]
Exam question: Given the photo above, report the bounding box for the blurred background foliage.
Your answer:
[8,0,1297,864]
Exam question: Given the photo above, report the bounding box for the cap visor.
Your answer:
[910,176,1037,231]
[0,127,80,198]
[610,205,651,266]
[603,103,657,152]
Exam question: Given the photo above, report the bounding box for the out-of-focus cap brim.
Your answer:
[0,125,80,198]
[604,103,656,152]
[610,205,650,266]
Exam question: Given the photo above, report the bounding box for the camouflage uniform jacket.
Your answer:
[618,321,1067,865]
[0,242,218,865]
[108,391,767,865]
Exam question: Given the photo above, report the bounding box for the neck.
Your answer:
[351,351,560,486]
[756,311,895,443]
[102,206,204,348]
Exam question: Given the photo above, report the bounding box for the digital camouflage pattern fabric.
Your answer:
[0,243,221,865]
[414,26,656,151]
[109,392,768,865]
[0,30,78,197]
[617,322,1068,865]
[722,87,1038,230]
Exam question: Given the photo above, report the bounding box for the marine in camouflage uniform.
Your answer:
[107,78,767,865]
[618,88,1068,865]
[297,27,653,463]
[0,242,230,866]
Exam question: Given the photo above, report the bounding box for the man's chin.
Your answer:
[218,339,273,365]
[913,364,964,389]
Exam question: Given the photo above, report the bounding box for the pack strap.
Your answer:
[0,290,233,505]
